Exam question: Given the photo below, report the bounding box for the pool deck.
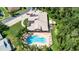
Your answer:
[28,32,52,47]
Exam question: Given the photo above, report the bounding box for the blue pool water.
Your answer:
[26,35,46,44]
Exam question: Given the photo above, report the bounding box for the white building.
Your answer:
[0,33,14,51]
[0,38,13,51]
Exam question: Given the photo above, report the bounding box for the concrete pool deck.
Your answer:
[29,32,52,47]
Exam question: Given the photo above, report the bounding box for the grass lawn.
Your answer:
[4,19,28,51]
[51,25,60,51]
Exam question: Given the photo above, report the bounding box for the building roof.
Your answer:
[27,11,49,32]
[0,38,13,51]
[39,12,49,31]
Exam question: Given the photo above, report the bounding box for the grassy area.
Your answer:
[4,19,28,51]
[8,22,24,36]
[51,25,60,51]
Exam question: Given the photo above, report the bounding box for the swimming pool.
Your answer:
[26,35,46,44]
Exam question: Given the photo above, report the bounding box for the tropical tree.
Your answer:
[0,22,9,31]
[37,7,79,51]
